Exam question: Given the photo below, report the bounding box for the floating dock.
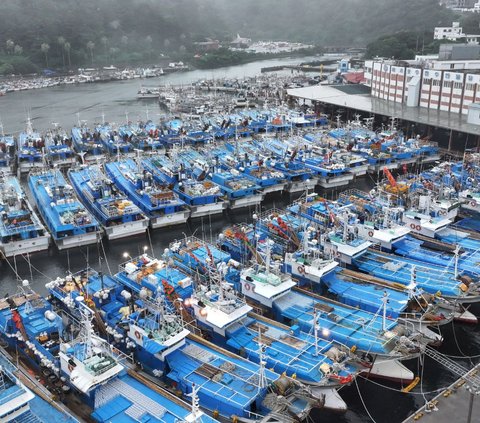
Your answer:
[403,362,480,423]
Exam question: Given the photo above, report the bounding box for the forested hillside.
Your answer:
[0,0,462,73]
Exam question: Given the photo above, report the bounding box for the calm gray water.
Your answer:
[0,56,479,423]
[0,55,320,134]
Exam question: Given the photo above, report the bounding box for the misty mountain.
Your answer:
[0,0,458,72]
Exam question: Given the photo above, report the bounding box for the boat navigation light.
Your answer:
[143,245,148,252]
[123,252,132,259]
[321,328,330,337]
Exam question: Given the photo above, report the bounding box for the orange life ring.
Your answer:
[244,282,251,291]
[471,200,477,207]
[368,231,374,237]
[297,265,306,274]
[410,223,416,229]
[134,330,142,340]
[416,225,421,231]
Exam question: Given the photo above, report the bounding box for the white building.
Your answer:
[434,22,480,44]
[365,58,480,115]
[434,22,466,41]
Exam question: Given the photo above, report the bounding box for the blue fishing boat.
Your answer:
[210,171,263,210]
[0,123,15,172]
[71,125,105,163]
[96,123,134,156]
[288,197,371,264]
[105,159,189,228]
[300,155,353,189]
[17,118,44,174]
[118,121,164,153]
[44,125,76,167]
[47,268,321,422]
[142,155,226,218]
[392,236,480,277]
[321,268,457,330]
[0,175,50,257]
[167,237,427,383]
[165,335,319,421]
[0,352,77,423]
[170,148,264,209]
[256,138,317,193]
[353,249,480,303]
[68,165,149,240]
[182,270,357,412]
[4,281,217,423]
[28,170,100,250]
[220,142,288,194]
[337,189,412,249]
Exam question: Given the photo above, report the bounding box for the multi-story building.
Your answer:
[365,55,480,115]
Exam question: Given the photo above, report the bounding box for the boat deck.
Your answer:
[354,250,462,298]
[273,290,398,355]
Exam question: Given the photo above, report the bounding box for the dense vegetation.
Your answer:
[0,0,469,74]
[364,32,462,60]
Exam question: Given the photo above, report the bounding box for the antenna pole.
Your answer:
[382,291,389,332]
[314,310,319,356]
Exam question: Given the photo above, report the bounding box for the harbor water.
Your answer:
[0,56,479,423]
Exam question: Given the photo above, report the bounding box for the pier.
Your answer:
[403,361,480,423]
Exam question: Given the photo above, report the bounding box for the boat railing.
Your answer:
[3,222,40,236]
[183,366,256,409]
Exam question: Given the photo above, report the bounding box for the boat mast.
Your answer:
[382,291,389,332]
[314,309,320,356]
[188,383,201,423]
[454,244,460,278]
[256,326,267,392]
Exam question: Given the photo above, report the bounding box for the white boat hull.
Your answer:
[348,164,369,176]
[419,154,441,164]
[1,234,50,258]
[309,386,347,412]
[228,194,264,210]
[105,219,149,240]
[317,174,354,189]
[261,183,287,195]
[453,307,478,324]
[189,202,226,219]
[150,211,189,228]
[360,358,414,383]
[54,231,100,250]
[18,162,44,173]
[49,158,78,167]
[368,162,398,173]
[288,179,317,193]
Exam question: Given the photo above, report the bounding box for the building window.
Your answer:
[466,83,475,91]
[454,82,463,89]
[444,81,452,88]
[432,80,440,86]
[450,64,455,69]
[423,78,430,85]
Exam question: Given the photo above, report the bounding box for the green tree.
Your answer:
[64,42,71,68]
[87,41,95,65]
[57,36,66,68]
[41,43,50,67]
[5,39,15,55]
